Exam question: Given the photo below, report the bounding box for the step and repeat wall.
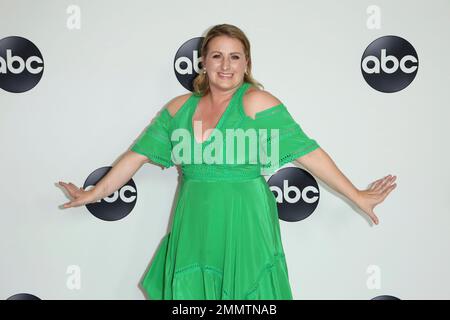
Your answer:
[1,0,449,299]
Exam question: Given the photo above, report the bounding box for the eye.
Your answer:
[232,55,240,60]
[212,54,221,58]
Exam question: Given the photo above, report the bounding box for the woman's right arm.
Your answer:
[59,150,148,208]
[58,93,191,209]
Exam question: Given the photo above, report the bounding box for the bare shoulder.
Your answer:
[166,93,192,117]
[242,86,283,119]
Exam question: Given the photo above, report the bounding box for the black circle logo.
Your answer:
[7,293,41,300]
[83,167,137,221]
[173,37,204,91]
[371,294,401,300]
[361,35,418,93]
[267,167,320,222]
[0,36,44,93]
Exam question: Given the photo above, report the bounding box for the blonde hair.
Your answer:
[192,24,264,96]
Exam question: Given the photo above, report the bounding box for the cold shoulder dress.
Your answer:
[131,81,320,299]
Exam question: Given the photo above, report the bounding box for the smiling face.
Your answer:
[202,35,248,91]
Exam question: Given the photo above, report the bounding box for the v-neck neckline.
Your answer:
[190,81,247,145]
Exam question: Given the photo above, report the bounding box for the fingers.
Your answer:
[379,176,397,196]
[372,176,388,191]
[370,179,383,190]
[366,174,397,226]
[59,181,85,208]
[59,181,73,193]
[367,210,379,225]
[60,191,93,209]
[58,181,73,197]
[69,182,78,189]
[63,199,82,208]
[59,181,81,197]
[373,175,396,192]
[380,175,396,189]
[372,214,379,225]
[63,202,72,208]
[67,182,80,193]
[59,181,78,190]
[380,182,397,201]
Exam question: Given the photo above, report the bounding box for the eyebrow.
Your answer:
[209,51,243,55]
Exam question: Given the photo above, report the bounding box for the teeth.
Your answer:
[219,73,232,77]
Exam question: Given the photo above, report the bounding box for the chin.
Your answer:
[211,77,241,89]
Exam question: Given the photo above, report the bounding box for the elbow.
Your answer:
[127,150,149,166]
[294,147,323,167]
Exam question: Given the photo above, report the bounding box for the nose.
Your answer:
[221,58,230,70]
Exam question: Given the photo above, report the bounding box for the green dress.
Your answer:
[131,81,320,299]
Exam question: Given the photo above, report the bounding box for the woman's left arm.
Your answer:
[294,147,397,225]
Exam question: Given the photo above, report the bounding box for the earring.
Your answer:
[203,69,206,74]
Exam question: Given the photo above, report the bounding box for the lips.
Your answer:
[218,72,233,78]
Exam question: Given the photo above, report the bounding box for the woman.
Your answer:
[58,24,397,299]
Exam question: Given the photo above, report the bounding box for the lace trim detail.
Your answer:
[175,263,224,277]
[147,153,174,168]
[174,263,230,297]
[263,124,300,143]
[260,141,320,170]
[172,252,287,299]
[253,104,286,119]
[244,252,286,299]
[131,145,173,168]
[181,165,261,180]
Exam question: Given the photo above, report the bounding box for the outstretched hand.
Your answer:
[355,174,397,225]
[58,181,96,208]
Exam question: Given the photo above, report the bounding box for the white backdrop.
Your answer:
[0,0,449,299]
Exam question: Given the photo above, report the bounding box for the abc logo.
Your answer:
[371,295,400,300]
[267,167,320,222]
[7,293,41,300]
[83,167,137,221]
[0,36,44,93]
[173,37,204,91]
[361,35,418,93]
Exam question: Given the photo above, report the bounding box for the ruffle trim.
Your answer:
[169,253,292,300]
[131,144,174,168]
[260,141,320,175]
